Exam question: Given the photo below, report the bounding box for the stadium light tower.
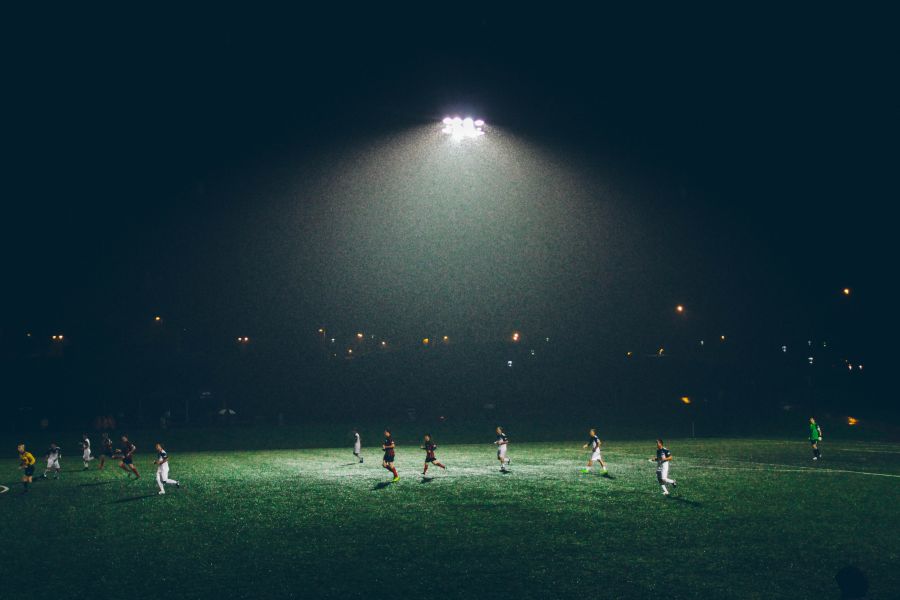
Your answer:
[442,116,485,140]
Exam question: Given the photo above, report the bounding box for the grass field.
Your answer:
[2,438,899,599]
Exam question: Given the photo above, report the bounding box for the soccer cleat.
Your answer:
[175,482,180,488]
[158,490,166,495]
[663,490,670,496]
[672,480,677,488]
[580,468,590,474]
[813,456,818,461]
[392,476,400,482]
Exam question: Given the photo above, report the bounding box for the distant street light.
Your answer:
[511,332,520,342]
[676,305,684,313]
[237,336,249,344]
[356,332,364,339]
[154,316,162,322]
[842,288,851,296]
[51,334,64,341]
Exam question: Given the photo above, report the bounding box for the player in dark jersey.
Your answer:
[41,442,62,479]
[116,435,140,479]
[494,426,510,472]
[421,434,446,476]
[581,428,608,475]
[98,432,114,470]
[17,444,36,493]
[649,438,677,495]
[382,429,399,482]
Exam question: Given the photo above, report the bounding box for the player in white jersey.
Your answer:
[154,443,180,495]
[80,433,93,470]
[352,428,363,463]
[42,442,62,479]
[494,426,511,472]
[580,428,608,475]
[649,438,677,495]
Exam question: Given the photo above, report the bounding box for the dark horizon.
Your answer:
[3,6,892,399]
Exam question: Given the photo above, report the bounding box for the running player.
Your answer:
[98,432,114,470]
[809,417,823,460]
[42,442,62,479]
[154,443,180,495]
[117,435,140,479]
[353,428,363,464]
[421,434,446,476]
[649,438,677,495]
[382,429,399,482]
[17,444,36,493]
[81,433,93,470]
[494,426,510,472]
[581,428,608,475]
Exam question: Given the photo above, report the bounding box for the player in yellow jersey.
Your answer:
[17,443,36,493]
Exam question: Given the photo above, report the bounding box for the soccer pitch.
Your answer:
[2,439,899,599]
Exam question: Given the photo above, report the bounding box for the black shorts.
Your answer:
[122,456,133,465]
[383,454,395,463]
[810,439,819,446]
[24,466,35,476]
[425,456,436,463]
[103,449,114,457]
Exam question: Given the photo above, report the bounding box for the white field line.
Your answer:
[0,485,9,494]
[683,461,900,479]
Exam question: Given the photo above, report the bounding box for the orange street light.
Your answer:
[676,305,684,313]
[511,332,520,342]
[680,396,691,405]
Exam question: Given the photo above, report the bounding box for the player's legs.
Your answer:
[383,459,398,480]
[423,462,429,475]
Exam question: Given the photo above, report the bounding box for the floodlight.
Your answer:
[441,115,486,139]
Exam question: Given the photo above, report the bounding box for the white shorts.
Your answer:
[157,463,170,480]
[591,450,603,462]
[497,445,507,459]
[47,458,60,470]
[353,444,361,455]
[83,449,91,461]
[657,462,670,481]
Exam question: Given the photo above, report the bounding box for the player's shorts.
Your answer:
[591,450,603,462]
[497,446,507,459]
[810,439,820,445]
[122,456,133,465]
[157,463,170,479]
[425,455,436,463]
[24,466,35,476]
[83,450,91,460]
[47,458,60,470]
[103,448,114,457]
[383,453,395,463]
[353,445,361,455]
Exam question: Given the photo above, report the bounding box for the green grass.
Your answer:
[2,439,899,599]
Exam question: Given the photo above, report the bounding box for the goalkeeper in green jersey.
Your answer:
[809,417,823,460]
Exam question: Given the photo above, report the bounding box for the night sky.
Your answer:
[4,6,893,359]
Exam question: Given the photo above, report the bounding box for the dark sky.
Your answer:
[4,6,894,353]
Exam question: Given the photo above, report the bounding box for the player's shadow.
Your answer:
[667,496,702,508]
[372,481,394,490]
[420,476,435,484]
[339,463,358,467]
[109,493,158,504]
[79,481,113,487]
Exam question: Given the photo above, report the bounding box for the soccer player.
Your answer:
[809,417,823,460]
[98,432,114,470]
[17,444,36,493]
[581,428,608,475]
[154,443,180,495]
[81,433,93,470]
[421,434,446,476]
[117,435,140,479]
[352,428,363,464]
[382,429,399,482]
[494,426,511,472]
[42,442,62,479]
[649,438,677,495]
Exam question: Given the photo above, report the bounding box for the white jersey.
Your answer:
[353,432,361,453]
[82,438,91,459]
